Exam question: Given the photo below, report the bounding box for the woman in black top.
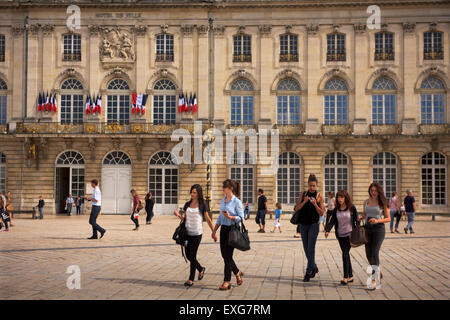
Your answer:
[145,192,154,224]
[325,190,359,285]
[293,174,325,282]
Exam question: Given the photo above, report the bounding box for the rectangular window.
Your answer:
[107,95,129,124]
[324,95,348,125]
[327,33,346,61]
[156,34,174,62]
[372,94,396,125]
[153,95,176,125]
[277,95,300,124]
[63,34,81,61]
[375,32,394,61]
[0,35,5,62]
[0,165,5,194]
[231,96,254,125]
[0,95,6,124]
[280,34,298,62]
[231,167,253,204]
[421,93,445,124]
[424,32,443,60]
[61,94,83,124]
[233,35,252,62]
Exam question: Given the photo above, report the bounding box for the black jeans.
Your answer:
[298,223,320,274]
[365,223,385,267]
[185,234,203,281]
[220,225,240,282]
[337,235,353,278]
[130,212,139,227]
[146,209,154,223]
[255,210,266,226]
[89,206,105,238]
[76,206,81,215]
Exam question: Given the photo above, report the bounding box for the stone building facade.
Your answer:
[0,0,449,215]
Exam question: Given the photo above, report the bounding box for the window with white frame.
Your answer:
[155,34,174,62]
[371,77,397,125]
[153,79,176,125]
[233,34,251,62]
[277,78,301,125]
[60,79,84,124]
[421,152,447,205]
[55,150,85,198]
[0,152,6,194]
[277,152,301,205]
[375,32,394,61]
[63,34,81,61]
[107,79,130,124]
[324,78,348,125]
[327,33,346,61]
[231,79,254,125]
[420,77,446,124]
[148,151,178,205]
[230,152,254,204]
[372,152,397,197]
[280,34,298,62]
[424,31,443,60]
[324,152,349,196]
[0,78,6,124]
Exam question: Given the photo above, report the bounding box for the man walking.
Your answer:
[255,189,269,233]
[85,179,106,239]
[66,194,74,216]
[403,189,416,234]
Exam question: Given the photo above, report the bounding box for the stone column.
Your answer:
[213,25,226,123]
[197,25,209,121]
[305,24,321,135]
[26,24,40,120]
[402,22,418,135]
[259,25,272,124]
[353,24,369,135]
[11,26,25,120]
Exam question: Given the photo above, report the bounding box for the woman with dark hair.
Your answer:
[293,174,325,282]
[212,179,245,290]
[363,182,391,290]
[389,191,401,233]
[174,184,214,287]
[145,192,154,224]
[130,189,141,231]
[325,190,358,285]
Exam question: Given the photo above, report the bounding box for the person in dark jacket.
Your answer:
[325,190,359,285]
[145,192,155,224]
[37,196,45,219]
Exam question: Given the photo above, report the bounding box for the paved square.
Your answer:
[0,214,449,300]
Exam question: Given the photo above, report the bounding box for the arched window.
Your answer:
[61,79,84,124]
[0,152,6,193]
[153,79,177,125]
[231,79,254,125]
[421,152,447,205]
[324,78,348,125]
[277,78,301,125]
[371,77,397,125]
[324,152,349,196]
[420,77,446,124]
[103,151,131,165]
[55,151,85,213]
[277,152,301,205]
[149,151,178,207]
[372,152,397,197]
[230,152,254,204]
[107,79,130,124]
[0,78,6,124]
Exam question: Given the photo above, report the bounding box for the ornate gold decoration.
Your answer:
[370,124,401,135]
[322,124,352,136]
[419,124,448,135]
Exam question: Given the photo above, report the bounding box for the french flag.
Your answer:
[193,93,197,114]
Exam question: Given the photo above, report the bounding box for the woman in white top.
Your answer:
[174,184,215,287]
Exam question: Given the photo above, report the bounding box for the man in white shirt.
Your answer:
[66,194,74,216]
[85,179,106,239]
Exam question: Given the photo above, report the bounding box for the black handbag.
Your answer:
[172,221,188,263]
[290,210,301,225]
[350,221,368,247]
[228,221,250,251]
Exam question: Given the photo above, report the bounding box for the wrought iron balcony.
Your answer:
[62,53,82,62]
[273,124,304,135]
[0,53,5,62]
[419,124,449,135]
[370,124,401,135]
[321,124,352,135]
[424,50,444,60]
[375,51,394,61]
[279,53,299,62]
[155,53,174,62]
[233,54,252,63]
[0,124,7,134]
[326,52,346,62]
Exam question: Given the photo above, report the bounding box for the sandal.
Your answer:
[219,282,232,290]
[198,267,206,281]
[236,271,244,286]
[184,280,193,287]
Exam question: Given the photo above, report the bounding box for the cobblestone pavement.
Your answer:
[0,214,449,300]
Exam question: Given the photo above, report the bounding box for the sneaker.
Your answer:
[409,229,415,234]
[404,228,408,234]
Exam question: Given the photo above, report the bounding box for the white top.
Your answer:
[92,187,101,207]
[327,197,335,211]
[185,207,203,236]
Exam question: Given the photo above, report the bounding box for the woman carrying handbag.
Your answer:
[325,190,359,285]
[130,189,142,231]
[211,179,245,290]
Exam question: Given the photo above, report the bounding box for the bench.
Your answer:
[10,208,37,219]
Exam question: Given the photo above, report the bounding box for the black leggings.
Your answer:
[365,224,385,267]
[337,235,353,278]
[220,225,240,282]
[130,212,139,227]
[146,209,154,223]
[185,234,203,281]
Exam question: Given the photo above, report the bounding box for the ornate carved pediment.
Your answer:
[429,22,438,31]
[160,24,169,34]
[100,27,136,65]
[285,25,292,34]
[332,24,340,33]
[237,25,246,35]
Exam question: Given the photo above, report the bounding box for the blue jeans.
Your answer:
[89,205,105,237]
[299,223,320,274]
[406,212,415,230]
[39,207,43,219]
[389,210,400,230]
[244,209,250,219]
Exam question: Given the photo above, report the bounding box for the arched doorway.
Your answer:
[148,151,178,214]
[101,151,132,214]
[55,151,85,214]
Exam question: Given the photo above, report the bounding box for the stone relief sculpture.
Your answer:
[100,27,135,62]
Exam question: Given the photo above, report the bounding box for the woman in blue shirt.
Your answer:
[212,179,245,290]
